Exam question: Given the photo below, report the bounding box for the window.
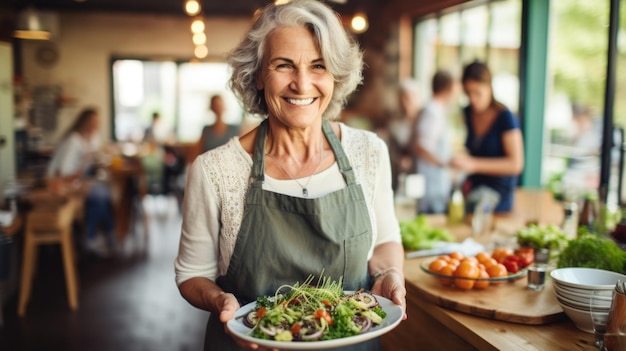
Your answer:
[112,59,243,143]
[544,0,609,199]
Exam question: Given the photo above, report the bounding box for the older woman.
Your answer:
[450,61,524,213]
[175,1,406,350]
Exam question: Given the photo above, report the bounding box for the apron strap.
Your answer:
[250,119,356,186]
[250,119,269,182]
[322,120,356,186]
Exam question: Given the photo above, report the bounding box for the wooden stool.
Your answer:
[18,196,79,316]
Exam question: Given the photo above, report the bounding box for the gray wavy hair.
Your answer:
[227,0,363,120]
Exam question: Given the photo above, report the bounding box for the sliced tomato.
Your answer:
[256,306,266,318]
[321,299,332,307]
[290,322,301,335]
[314,308,333,325]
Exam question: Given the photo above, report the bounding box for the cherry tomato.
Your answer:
[502,257,520,273]
[514,247,535,268]
[290,323,301,335]
[256,306,266,318]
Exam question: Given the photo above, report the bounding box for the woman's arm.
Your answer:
[178,277,239,318]
[451,129,524,175]
[367,136,407,317]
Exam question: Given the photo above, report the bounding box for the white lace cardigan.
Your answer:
[174,123,401,286]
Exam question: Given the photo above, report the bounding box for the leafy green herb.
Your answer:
[557,234,626,274]
[399,215,454,250]
[516,224,570,250]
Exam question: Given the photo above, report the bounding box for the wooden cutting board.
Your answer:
[404,258,565,325]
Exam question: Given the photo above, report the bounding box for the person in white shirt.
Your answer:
[413,70,457,214]
[47,107,115,256]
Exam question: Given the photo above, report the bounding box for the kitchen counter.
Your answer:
[381,189,596,350]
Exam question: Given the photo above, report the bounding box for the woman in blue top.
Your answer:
[451,61,524,213]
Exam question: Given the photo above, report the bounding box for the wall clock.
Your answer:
[35,41,59,68]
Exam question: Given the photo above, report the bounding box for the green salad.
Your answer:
[400,215,454,250]
[516,224,570,250]
[242,276,387,342]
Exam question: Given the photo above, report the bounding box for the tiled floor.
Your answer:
[0,195,207,351]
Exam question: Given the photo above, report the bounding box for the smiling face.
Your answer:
[463,79,492,114]
[256,25,334,128]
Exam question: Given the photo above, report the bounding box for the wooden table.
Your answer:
[381,188,596,350]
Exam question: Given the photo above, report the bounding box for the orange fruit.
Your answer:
[491,248,513,263]
[475,252,492,263]
[486,263,508,278]
[454,262,480,290]
[438,255,452,263]
[461,257,479,265]
[449,251,464,261]
[481,257,498,270]
[438,265,455,286]
[428,259,448,273]
[473,270,490,289]
[448,258,460,269]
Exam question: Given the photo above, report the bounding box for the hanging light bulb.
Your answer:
[192,32,206,45]
[195,45,208,59]
[190,18,205,33]
[350,12,369,34]
[184,0,201,16]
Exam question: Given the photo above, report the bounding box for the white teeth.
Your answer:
[286,98,314,106]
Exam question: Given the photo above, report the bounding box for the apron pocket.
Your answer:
[342,230,372,291]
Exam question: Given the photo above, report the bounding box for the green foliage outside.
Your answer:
[551,0,626,127]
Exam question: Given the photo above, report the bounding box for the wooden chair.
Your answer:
[17,195,79,316]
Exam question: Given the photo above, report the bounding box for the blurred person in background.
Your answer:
[569,103,602,157]
[174,1,406,349]
[197,94,240,154]
[450,61,524,213]
[47,107,116,256]
[413,70,457,214]
[387,79,422,190]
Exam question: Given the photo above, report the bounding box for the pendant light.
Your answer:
[13,6,51,40]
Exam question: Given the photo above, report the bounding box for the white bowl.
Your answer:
[553,282,615,297]
[559,302,607,333]
[555,292,611,311]
[550,268,626,290]
[553,284,614,305]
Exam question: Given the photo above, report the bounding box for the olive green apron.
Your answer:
[204,119,380,351]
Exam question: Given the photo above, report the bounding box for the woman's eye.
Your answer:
[313,64,326,71]
[275,63,292,70]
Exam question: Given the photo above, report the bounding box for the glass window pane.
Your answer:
[460,6,488,63]
[414,18,439,99]
[438,12,461,70]
[544,0,609,196]
[112,60,177,142]
[488,0,522,114]
[177,62,243,142]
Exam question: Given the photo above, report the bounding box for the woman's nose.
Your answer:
[290,70,313,92]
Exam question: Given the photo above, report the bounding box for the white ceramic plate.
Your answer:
[226,293,403,350]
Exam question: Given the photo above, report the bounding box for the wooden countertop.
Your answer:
[381,189,596,350]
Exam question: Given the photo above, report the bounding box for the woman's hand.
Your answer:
[370,268,407,320]
[450,153,476,173]
[220,293,281,351]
